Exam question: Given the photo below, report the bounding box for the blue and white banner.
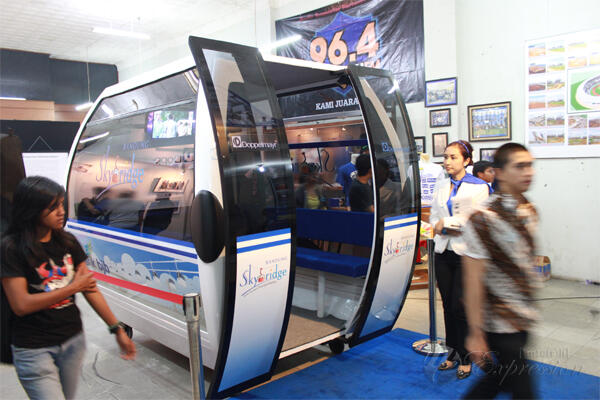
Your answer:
[360,213,417,337]
[276,0,425,104]
[219,228,291,391]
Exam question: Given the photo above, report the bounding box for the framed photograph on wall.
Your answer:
[153,177,187,193]
[432,132,448,157]
[429,108,451,127]
[480,148,497,162]
[414,136,426,154]
[425,77,457,107]
[468,101,512,142]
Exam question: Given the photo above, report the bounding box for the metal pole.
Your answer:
[412,239,448,355]
[183,293,206,400]
[427,238,437,344]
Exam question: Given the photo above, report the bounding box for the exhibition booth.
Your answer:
[63,37,421,397]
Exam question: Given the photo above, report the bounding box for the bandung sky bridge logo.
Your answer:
[383,238,414,263]
[239,264,288,297]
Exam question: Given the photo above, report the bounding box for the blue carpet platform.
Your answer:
[234,329,599,399]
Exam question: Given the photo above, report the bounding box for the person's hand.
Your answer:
[466,330,490,367]
[71,266,96,293]
[434,219,444,235]
[116,329,136,360]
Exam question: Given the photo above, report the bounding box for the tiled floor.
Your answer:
[1,278,598,399]
[395,278,600,376]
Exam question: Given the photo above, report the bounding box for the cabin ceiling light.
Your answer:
[0,96,26,100]
[75,102,93,111]
[93,27,150,40]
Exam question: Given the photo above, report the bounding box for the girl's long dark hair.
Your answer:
[4,176,75,267]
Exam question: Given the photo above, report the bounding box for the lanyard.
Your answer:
[446,177,463,216]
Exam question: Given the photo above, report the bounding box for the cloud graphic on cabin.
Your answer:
[86,246,199,296]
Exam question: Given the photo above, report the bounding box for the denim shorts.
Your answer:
[11,332,86,400]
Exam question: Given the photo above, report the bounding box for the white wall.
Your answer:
[422,0,458,156]
[113,0,598,281]
[455,0,600,281]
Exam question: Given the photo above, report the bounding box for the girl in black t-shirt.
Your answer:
[0,176,136,399]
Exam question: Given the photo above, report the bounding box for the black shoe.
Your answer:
[438,360,457,370]
[456,365,472,379]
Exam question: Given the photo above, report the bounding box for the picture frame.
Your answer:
[468,101,512,142]
[429,108,451,128]
[425,77,457,107]
[479,148,497,162]
[432,132,448,157]
[153,177,187,193]
[414,136,426,154]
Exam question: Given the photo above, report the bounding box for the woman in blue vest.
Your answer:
[430,140,491,379]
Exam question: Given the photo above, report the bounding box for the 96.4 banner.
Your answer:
[310,19,380,68]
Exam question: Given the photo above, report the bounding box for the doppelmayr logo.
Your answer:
[231,135,278,150]
[239,264,287,297]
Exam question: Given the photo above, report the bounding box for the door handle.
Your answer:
[191,190,225,263]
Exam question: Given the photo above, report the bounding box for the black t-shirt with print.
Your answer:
[0,232,87,348]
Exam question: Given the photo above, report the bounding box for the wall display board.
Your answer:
[275,0,425,103]
[525,29,600,158]
[22,152,69,184]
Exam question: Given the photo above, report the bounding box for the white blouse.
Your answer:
[429,176,490,255]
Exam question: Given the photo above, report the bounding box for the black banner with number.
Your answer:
[275,0,424,104]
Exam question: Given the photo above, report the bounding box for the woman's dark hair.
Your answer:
[446,140,474,166]
[4,176,75,267]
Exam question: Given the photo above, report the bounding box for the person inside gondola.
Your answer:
[295,164,326,210]
[349,154,374,213]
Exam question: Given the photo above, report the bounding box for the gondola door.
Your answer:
[345,65,421,345]
[188,37,296,398]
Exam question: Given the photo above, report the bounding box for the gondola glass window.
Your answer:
[201,49,293,237]
[357,75,418,219]
[68,70,199,242]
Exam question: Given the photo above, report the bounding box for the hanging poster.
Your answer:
[525,29,600,158]
[275,0,424,104]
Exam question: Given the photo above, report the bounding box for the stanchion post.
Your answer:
[183,293,206,400]
[412,239,449,355]
[427,238,437,344]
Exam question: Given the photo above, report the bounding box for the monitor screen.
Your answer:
[146,110,195,139]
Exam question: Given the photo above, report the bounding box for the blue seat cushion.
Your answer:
[296,247,369,277]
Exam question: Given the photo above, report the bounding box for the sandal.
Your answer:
[438,360,457,370]
[456,365,472,380]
